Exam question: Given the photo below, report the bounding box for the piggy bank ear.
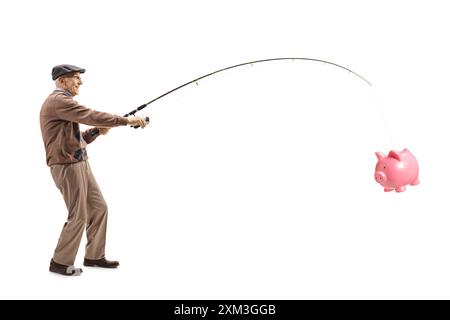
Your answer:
[375,152,385,160]
[388,150,401,161]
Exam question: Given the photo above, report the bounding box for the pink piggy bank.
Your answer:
[374,148,420,192]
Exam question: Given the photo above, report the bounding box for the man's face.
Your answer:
[64,72,83,96]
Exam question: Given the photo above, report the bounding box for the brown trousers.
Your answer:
[50,161,108,266]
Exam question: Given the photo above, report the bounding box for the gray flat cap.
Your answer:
[52,64,85,80]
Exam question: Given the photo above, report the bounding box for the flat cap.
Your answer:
[52,64,85,80]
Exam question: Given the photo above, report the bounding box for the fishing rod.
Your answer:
[124,57,372,128]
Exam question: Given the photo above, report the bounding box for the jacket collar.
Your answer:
[53,88,72,97]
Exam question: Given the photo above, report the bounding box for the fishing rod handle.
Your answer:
[124,104,147,117]
[123,104,149,129]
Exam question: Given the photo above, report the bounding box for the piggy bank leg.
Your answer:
[395,186,406,192]
[384,187,395,192]
[410,180,420,186]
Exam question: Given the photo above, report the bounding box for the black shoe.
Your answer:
[83,257,120,268]
[49,259,83,276]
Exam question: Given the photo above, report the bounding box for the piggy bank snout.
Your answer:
[374,171,387,184]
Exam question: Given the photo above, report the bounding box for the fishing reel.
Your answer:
[130,116,150,129]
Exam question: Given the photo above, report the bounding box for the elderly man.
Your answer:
[40,64,147,276]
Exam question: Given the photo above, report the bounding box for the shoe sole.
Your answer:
[83,262,119,268]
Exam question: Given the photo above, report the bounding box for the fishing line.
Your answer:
[369,86,396,147]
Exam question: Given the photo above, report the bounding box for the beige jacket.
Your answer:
[40,89,128,166]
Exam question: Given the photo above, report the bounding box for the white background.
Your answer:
[1,0,449,299]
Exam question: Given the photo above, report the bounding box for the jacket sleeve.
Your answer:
[82,128,100,144]
[53,94,129,127]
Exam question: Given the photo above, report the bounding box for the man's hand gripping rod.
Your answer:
[124,104,150,129]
